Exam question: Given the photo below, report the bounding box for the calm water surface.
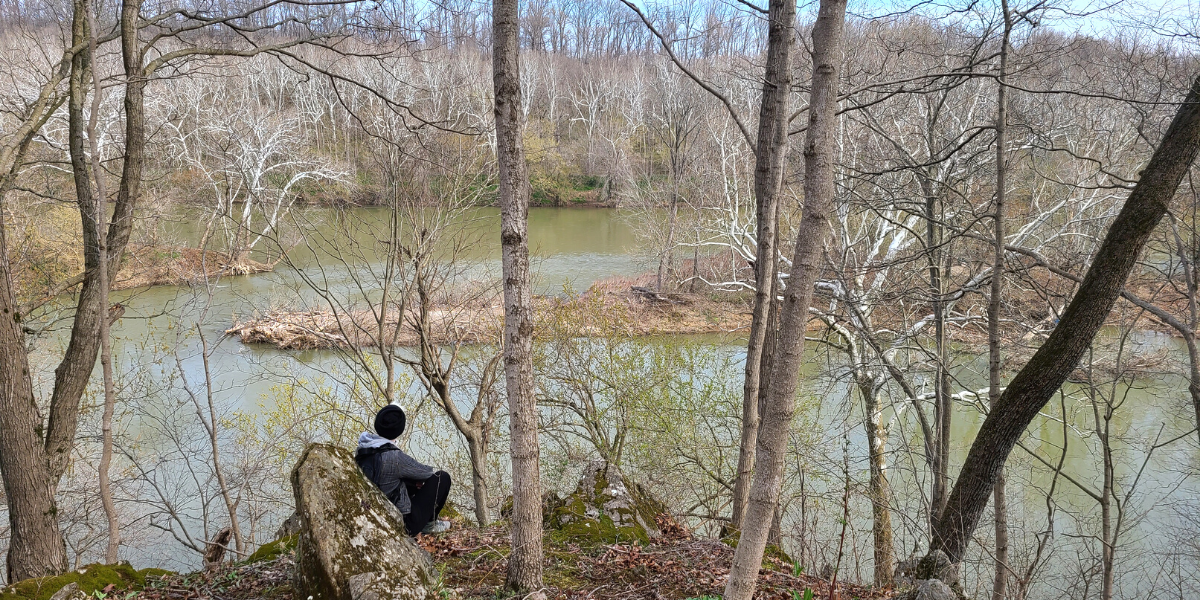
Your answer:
[24,207,1200,595]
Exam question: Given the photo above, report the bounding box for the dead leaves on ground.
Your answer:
[131,556,294,600]
[420,525,890,600]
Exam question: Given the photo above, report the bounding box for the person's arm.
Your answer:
[394,450,437,481]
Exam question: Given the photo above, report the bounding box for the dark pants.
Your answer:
[403,470,451,536]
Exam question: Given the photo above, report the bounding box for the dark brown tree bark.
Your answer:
[990,4,1012,597]
[494,0,544,591]
[729,0,795,534]
[932,75,1200,564]
[1,0,145,580]
[0,212,69,584]
[44,0,142,488]
[723,1,847,598]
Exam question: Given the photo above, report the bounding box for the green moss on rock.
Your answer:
[247,535,298,564]
[720,534,793,570]
[291,443,437,600]
[545,462,666,546]
[0,563,172,600]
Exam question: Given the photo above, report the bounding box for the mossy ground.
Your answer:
[0,563,171,600]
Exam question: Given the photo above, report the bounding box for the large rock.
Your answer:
[902,579,957,600]
[545,461,667,544]
[291,444,437,600]
[896,550,965,600]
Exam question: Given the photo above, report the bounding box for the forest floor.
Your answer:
[419,523,891,600]
[110,523,894,600]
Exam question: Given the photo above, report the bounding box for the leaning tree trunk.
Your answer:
[723,2,847,599]
[729,0,795,534]
[931,75,1200,564]
[493,0,544,591]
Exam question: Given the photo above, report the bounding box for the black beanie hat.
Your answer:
[375,404,406,439]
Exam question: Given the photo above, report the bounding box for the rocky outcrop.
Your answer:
[902,579,956,600]
[545,461,668,544]
[291,444,437,600]
[895,550,964,600]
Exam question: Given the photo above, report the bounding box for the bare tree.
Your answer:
[724,1,847,599]
[990,3,1014,598]
[0,0,348,579]
[728,0,796,535]
[930,75,1200,567]
[494,0,544,591]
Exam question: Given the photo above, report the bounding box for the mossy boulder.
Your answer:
[291,444,437,600]
[0,563,171,600]
[545,461,667,545]
[247,534,298,564]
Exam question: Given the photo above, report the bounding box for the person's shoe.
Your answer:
[421,519,451,534]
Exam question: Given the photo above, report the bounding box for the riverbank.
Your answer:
[114,245,273,290]
[16,244,274,313]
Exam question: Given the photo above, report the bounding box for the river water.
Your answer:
[94,207,650,411]
[26,206,1200,596]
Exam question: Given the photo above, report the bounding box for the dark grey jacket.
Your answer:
[355,432,436,514]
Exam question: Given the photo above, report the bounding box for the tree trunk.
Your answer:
[467,433,492,527]
[0,0,100,582]
[0,306,67,584]
[927,189,949,528]
[729,0,795,533]
[992,468,1009,600]
[1187,334,1200,445]
[931,75,1200,564]
[44,0,143,489]
[990,6,1011,598]
[3,0,141,581]
[0,222,68,583]
[657,185,679,292]
[493,0,544,591]
[723,2,846,599]
[1096,389,1115,600]
[83,0,119,562]
[863,380,894,586]
[199,331,243,555]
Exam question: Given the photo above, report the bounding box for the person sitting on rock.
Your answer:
[355,403,452,535]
